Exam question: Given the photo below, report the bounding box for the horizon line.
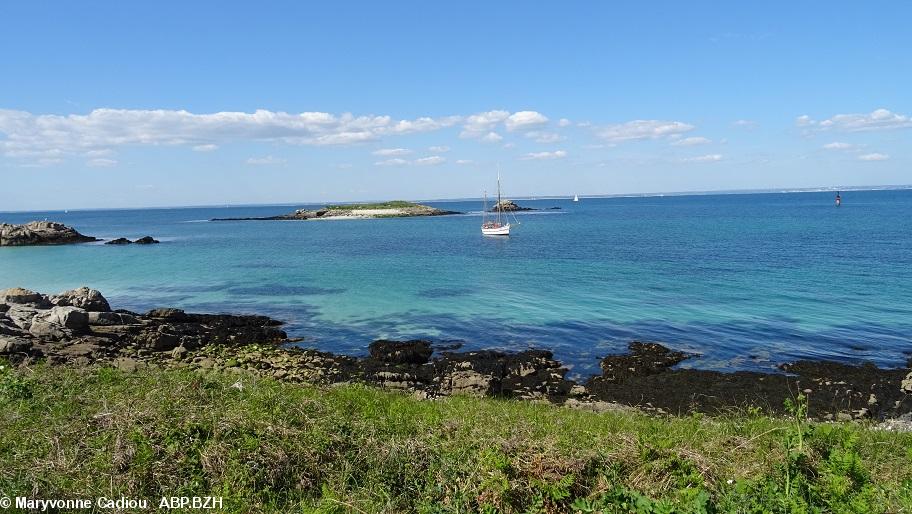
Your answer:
[2,184,910,214]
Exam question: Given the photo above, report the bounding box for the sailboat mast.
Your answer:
[483,190,488,224]
[496,169,502,224]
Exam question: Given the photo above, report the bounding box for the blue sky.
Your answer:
[1,1,910,210]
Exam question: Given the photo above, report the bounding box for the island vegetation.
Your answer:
[323,200,423,210]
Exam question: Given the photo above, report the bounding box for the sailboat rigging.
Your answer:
[482,171,512,236]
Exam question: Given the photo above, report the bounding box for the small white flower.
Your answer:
[727,479,734,485]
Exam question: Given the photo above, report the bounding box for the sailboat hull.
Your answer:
[481,223,510,236]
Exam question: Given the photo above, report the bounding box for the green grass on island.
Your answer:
[323,200,422,210]
[1,363,910,513]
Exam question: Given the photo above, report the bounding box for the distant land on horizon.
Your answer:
[1,184,910,214]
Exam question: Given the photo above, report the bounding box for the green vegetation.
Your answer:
[1,363,910,513]
[323,200,421,210]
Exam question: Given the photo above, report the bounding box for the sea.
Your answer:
[2,189,911,378]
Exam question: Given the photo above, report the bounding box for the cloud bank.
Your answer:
[797,108,912,132]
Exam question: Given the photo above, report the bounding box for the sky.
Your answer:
[1,1,910,211]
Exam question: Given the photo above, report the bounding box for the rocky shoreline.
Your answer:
[1,287,910,423]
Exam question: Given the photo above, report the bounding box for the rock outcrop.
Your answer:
[0,221,97,246]
[586,341,911,420]
[50,287,111,312]
[490,200,535,212]
[0,287,287,366]
[105,236,160,245]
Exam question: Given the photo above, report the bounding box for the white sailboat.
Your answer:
[573,194,579,202]
[482,172,511,236]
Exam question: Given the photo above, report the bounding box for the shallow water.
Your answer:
[2,190,911,378]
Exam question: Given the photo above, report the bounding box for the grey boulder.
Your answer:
[50,287,111,312]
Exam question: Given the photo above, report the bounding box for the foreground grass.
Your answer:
[0,364,910,513]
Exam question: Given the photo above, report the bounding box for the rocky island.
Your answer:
[212,200,460,221]
[489,199,561,212]
[0,221,98,246]
[490,199,535,212]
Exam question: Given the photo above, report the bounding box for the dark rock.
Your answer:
[133,236,159,244]
[0,336,32,354]
[368,339,433,364]
[147,308,189,322]
[50,287,111,312]
[598,341,690,382]
[105,238,133,245]
[87,311,139,326]
[137,327,181,351]
[0,221,97,246]
[586,342,910,419]
[28,320,71,340]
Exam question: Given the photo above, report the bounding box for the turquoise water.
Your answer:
[2,190,911,377]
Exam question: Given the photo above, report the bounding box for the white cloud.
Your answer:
[798,108,912,132]
[374,155,446,166]
[413,155,446,166]
[481,131,503,143]
[460,110,510,139]
[795,115,813,127]
[682,154,722,162]
[822,142,854,150]
[192,144,218,152]
[733,119,758,128]
[858,153,889,161]
[521,150,567,160]
[459,110,549,138]
[671,136,711,147]
[525,131,563,143]
[455,159,474,165]
[86,158,117,168]
[85,148,114,157]
[246,155,286,165]
[558,118,571,127]
[0,107,465,163]
[372,148,412,156]
[374,158,409,166]
[504,111,548,131]
[596,120,695,142]
[428,145,450,153]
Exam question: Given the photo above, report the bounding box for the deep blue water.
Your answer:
[2,190,911,378]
